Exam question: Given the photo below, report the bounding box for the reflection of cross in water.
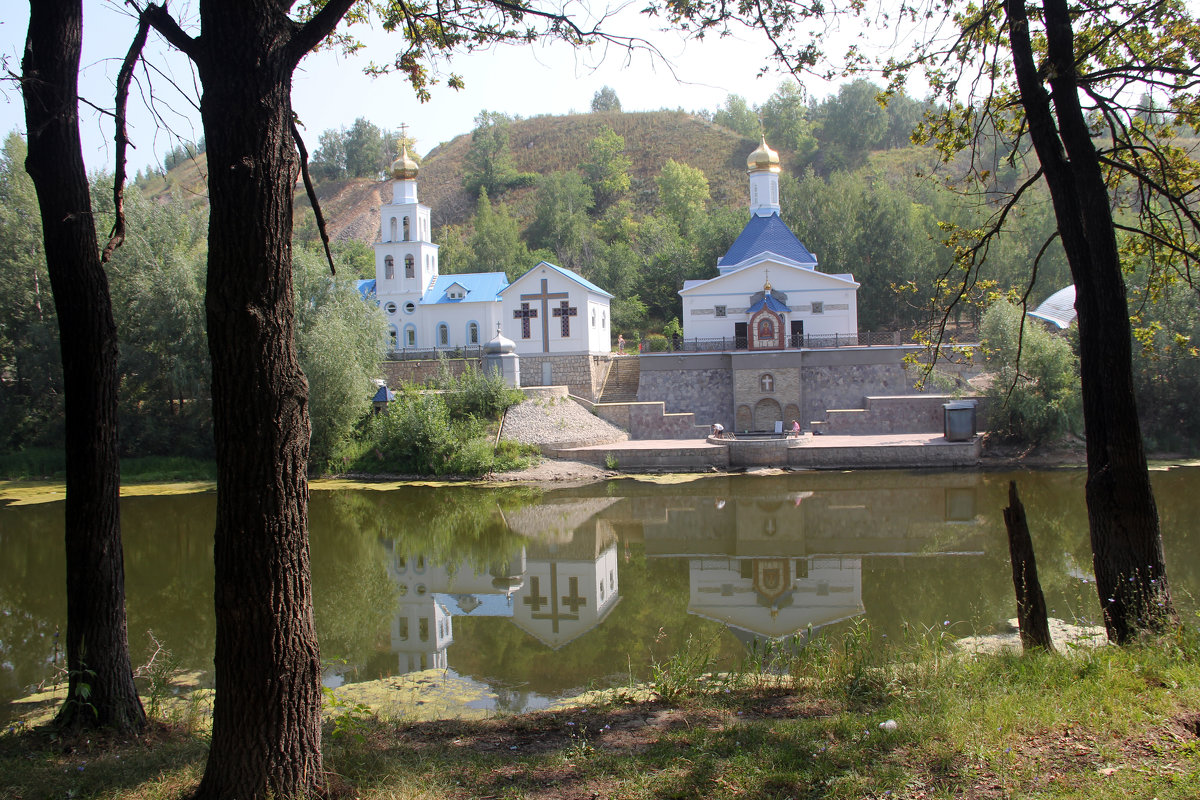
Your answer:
[513,302,537,339]
[561,576,587,613]
[552,300,578,337]
[520,278,569,352]
[523,576,549,612]
[524,563,583,634]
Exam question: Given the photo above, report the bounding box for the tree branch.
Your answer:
[140,3,200,60]
[287,0,358,66]
[103,10,150,264]
[291,118,336,277]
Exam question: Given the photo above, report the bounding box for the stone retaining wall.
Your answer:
[815,395,979,435]
[516,354,612,401]
[382,357,479,386]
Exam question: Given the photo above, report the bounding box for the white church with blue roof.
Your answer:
[680,138,859,348]
[358,143,613,356]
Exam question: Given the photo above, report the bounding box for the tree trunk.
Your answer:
[1003,481,1055,652]
[190,4,322,798]
[1005,0,1174,643]
[21,0,145,734]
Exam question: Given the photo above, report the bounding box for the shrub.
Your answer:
[981,301,1082,443]
[644,333,670,352]
[444,365,525,419]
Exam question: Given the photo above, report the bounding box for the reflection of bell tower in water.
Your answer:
[384,541,526,675]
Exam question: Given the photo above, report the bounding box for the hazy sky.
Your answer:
[0,1,850,173]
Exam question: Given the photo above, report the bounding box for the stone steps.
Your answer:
[599,356,641,403]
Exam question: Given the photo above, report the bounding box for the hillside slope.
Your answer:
[147,110,765,245]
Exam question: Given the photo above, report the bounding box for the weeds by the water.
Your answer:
[5,625,1200,800]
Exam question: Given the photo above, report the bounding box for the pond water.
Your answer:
[3,467,1200,722]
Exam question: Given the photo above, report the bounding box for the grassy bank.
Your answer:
[4,626,1200,799]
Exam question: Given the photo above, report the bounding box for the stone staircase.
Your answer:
[599,356,641,403]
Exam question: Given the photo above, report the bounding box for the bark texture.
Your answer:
[139,0,354,795]
[21,0,145,734]
[1003,481,1055,652]
[192,14,321,800]
[1005,0,1173,643]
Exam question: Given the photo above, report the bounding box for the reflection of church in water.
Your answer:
[384,498,622,675]
[382,476,984,676]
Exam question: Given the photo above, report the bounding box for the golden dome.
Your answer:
[746,136,781,173]
[390,145,419,180]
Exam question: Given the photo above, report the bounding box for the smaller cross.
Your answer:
[560,576,587,614]
[513,302,537,339]
[552,300,578,337]
[523,577,549,613]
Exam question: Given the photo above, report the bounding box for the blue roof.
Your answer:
[502,261,614,299]
[718,214,817,268]
[748,293,791,314]
[420,272,509,305]
[355,279,377,300]
[371,385,395,403]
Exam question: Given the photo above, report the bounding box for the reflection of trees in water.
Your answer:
[5,468,1200,717]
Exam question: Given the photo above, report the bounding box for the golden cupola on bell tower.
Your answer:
[747,136,782,217]
[391,145,419,181]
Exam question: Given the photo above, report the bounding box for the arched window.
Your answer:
[388,217,397,242]
[387,326,398,351]
[404,254,414,278]
[760,373,775,393]
[437,323,449,346]
[468,322,479,344]
[397,618,408,641]
[384,255,394,279]
[402,216,411,241]
[404,325,416,347]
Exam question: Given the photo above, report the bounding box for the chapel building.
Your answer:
[679,138,859,348]
[359,142,613,362]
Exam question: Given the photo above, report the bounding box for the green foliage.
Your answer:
[528,171,595,269]
[294,249,388,468]
[0,133,63,452]
[463,111,537,197]
[815,80,890,171]
[469,189,534,279]
[644,333,670,352]
[353,368,526,477]
[590,86,621,112]
[980,301,1082,444]
[712,94,760,138]
[92,177,212,458]
[582,126,631,214]
[761,82,818,166]
[649,631,719,703]
[344,117,387,178]
[611,295,649,339]
[438,364,526,419]
[656,159,709,238]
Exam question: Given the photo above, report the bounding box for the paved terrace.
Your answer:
[552,432,981,472]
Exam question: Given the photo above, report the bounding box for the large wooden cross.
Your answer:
[520,277,570,352]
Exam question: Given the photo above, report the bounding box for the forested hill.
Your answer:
[142,110,761,244]
[416,111,755,227]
